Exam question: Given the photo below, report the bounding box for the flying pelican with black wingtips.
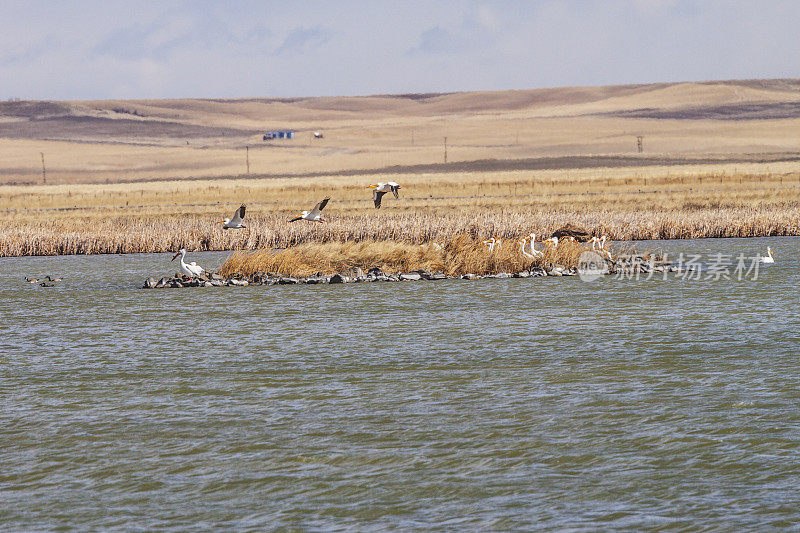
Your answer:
[290,197,330,222]
[217,204,247,229]
[367,182,401,208]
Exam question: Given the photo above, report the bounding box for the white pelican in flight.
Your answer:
[482,237,502,252]
[217,204,246,229]
[367,182,401,208]
[759,247,775,264]
[172,248,205,278]
[290,197,330,222]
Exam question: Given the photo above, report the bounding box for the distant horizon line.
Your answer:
[4,76,799,104]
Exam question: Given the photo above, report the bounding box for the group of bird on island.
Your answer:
[485,233,614,261]
[24,179,778,284]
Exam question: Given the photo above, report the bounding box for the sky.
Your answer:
[1,0,799,100]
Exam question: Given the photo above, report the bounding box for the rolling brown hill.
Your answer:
[2,78,800,185]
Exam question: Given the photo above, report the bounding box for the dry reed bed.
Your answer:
[4,166,800,212]
[219,236,592,278]
[1,205,799,257]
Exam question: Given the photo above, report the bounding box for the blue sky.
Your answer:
[1,0,799,100]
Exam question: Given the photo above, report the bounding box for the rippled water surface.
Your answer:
[2,238,799,530]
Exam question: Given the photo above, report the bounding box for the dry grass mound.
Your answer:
[219,235,593,278]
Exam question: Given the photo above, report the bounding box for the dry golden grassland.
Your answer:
[2,162,799,257]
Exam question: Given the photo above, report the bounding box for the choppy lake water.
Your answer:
[2,237,799,530]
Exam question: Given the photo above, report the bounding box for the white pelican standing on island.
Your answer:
[482,237,502,252]
[289,197,330,222]
[760,247,775,264]
[543,236,559,248]
[172,248,205,278]
[519,234,543,259]
[589,235,613,260]
[367,182,401,208]
[217,204,246,229]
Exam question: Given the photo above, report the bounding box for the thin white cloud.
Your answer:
[276,26,332,55]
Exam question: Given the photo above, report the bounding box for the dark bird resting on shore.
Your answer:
[551,223,591,243]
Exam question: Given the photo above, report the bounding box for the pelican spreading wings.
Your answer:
[290,197,329,222]
[217,204,246,229]
[172,248,205,278]
[367,182,401,208]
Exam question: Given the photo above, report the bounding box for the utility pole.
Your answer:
[245,146,250,175]
[443,137,447,163]
[636,136,643,153]
[40,152,46,184]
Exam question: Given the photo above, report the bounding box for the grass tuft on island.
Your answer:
[219,236,622,278]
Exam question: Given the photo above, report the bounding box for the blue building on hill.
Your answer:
[263,130,294,140]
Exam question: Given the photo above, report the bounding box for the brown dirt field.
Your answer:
[1,78,800,186]
[606,102,800,120]
[0,116,255,141]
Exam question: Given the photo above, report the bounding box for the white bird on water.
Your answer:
[172,248,205,278]
[367,182,401,208]
[217,204,247,229]
[760,247,775,264]
[290,197,329,222]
